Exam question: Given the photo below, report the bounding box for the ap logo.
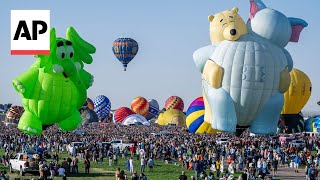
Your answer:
[11,10,50,55]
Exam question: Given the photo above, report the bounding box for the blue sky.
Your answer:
[1,0,319,113]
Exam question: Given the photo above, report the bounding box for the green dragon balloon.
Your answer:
[12,27,95,135]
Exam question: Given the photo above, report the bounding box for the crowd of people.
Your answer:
[0,122,320,180]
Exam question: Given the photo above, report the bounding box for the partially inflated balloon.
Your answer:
[282,69,312,114]
[6,106,24,121]
[157,109,186,126]
[305,116,320,132]
[113,107,134,123]
[186,97,217,134]
[146,99,160,120]
[94,95,111,121]
[112,38,139,71]
[131,96,149,117]
[122,114,150,126]
[165,96,184,111]
[87,98,94,110]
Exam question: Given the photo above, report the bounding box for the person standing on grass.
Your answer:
[72,156,79,174]
[126,158,130,172]
[140,156,145,173]
[84,157,90,174]
[109,152,113,166]
[130,157,134,173]
[114,153,118,165]
[147,157,154,172]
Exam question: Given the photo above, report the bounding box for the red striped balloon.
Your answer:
[165,96,184,111]
[131,96,149,117]
[114,107,134,123]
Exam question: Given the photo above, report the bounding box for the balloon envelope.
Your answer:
[87,98,94,110]
[305,116,320,132]
[113,107,134,123]
[165,96,184,111]
[146,99,160,120]
[6,106,24,121]
[131,96,149,117]
[93,95,111,120]
[122,114,150,126]
[112,38,139,71]
[157,109,186,126]
[282,69,312,114]
[186,97,218,134]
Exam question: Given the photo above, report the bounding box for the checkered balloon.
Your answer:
[93,95,111,120]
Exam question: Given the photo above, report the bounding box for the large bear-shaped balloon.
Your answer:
[12,27,95,135]
[193,0,307,134]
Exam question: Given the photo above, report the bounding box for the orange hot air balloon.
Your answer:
[131,96,149,117]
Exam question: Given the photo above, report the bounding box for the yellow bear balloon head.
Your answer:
[208,7,248,44]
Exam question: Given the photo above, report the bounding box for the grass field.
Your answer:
[0,150,242,180]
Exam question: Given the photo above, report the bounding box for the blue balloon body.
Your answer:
[112,38,139,71]
[93,95,111,120]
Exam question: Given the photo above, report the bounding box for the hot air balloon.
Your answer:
[112,38,139,71]
[146,99,160,120]
[81,109,99,124]
[193,0,307,134]
[122,114,150,126]
[157,109,186,126]
[186,97,218,134]
[278,69,311,134]
[113,107,134,123]
[5,106,24,124]
[165,96,184,111]
[131,96,149,117]
[87,98,94,110]
[305,116,320,132]
[93,95,111,121]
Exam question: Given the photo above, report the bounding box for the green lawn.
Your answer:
[0,150,241,180]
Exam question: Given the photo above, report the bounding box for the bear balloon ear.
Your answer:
[208,15,215,22]
[231,7,239,13]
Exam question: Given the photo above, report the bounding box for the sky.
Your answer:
[0,0,319,113]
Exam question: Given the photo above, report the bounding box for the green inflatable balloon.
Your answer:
[12,27,96,135]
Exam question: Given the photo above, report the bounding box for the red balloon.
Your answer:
[114,107,134,123]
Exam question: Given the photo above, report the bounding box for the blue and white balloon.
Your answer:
[93,95,111,121]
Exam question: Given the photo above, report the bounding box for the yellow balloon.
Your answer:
[157,109,186,126]
[282,68,312,114]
